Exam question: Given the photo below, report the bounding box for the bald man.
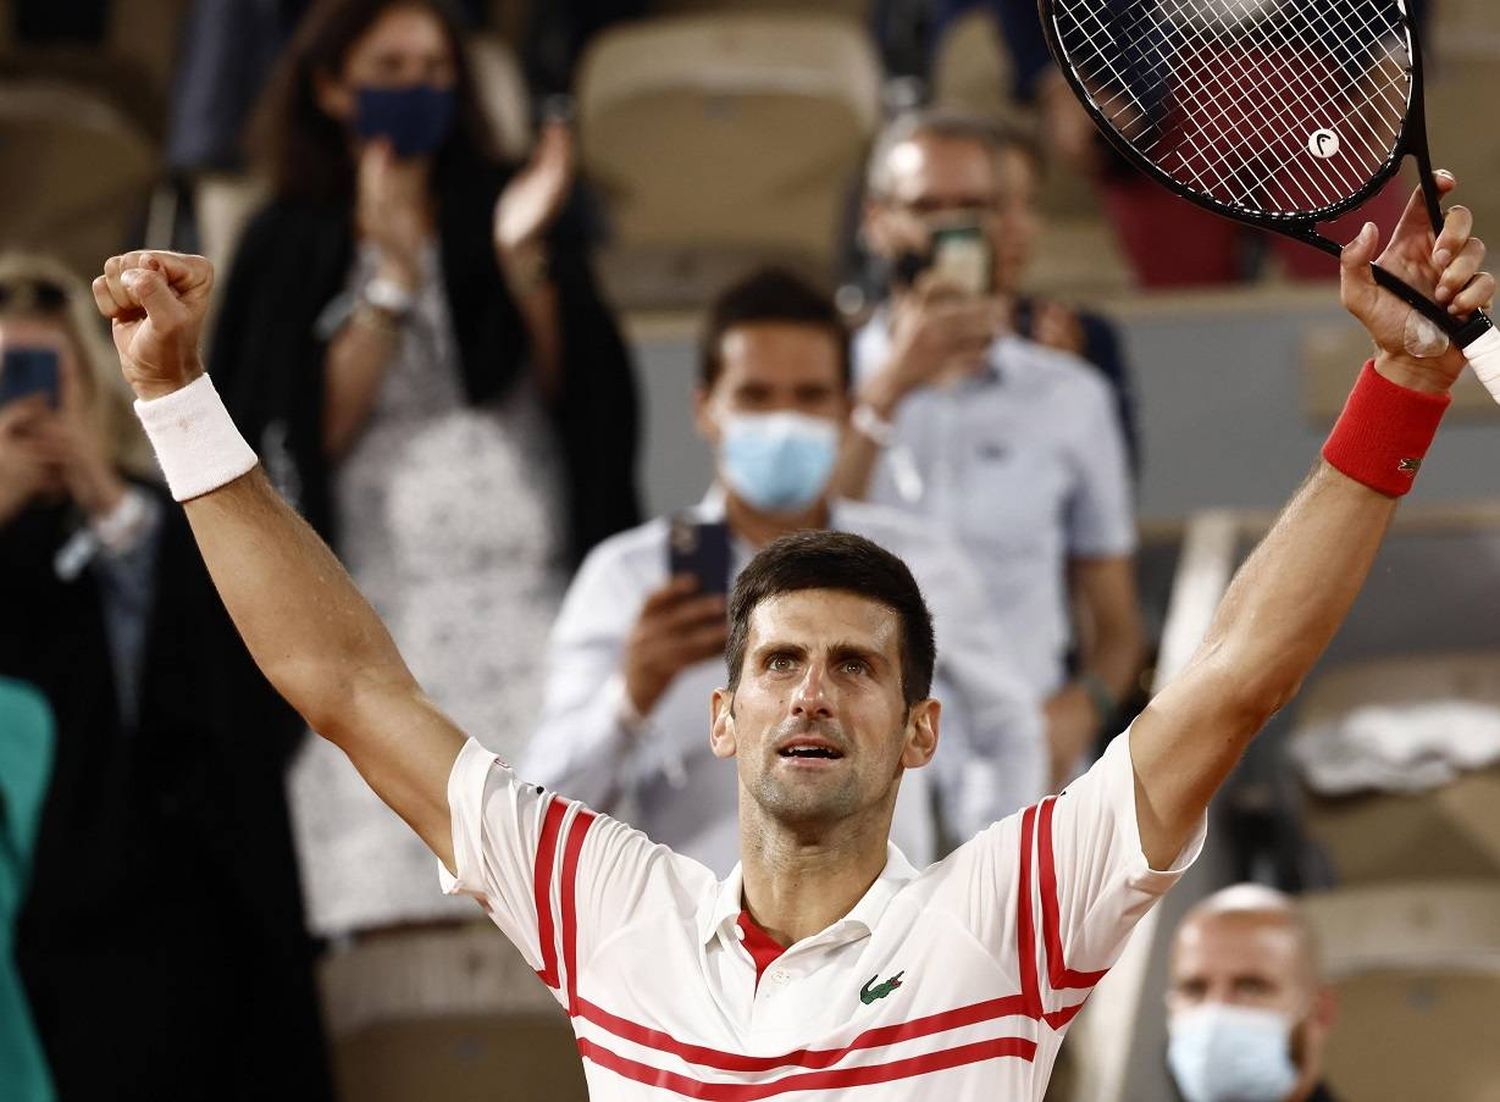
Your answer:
[1165,885,1339,1102]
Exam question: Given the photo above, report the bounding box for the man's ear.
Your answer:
[693,385,720,446]
[709,687,737,759]
[900,697,940,769]
[861,198,893,258]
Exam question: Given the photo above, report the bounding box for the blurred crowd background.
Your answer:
[1,1,1499,1100]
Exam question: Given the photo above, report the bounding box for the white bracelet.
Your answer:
[851,403,898,448]
[133,373,259,502]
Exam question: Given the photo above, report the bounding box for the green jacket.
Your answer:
[0,678,55,1101]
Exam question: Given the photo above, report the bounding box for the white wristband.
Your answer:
[133,373,259,502]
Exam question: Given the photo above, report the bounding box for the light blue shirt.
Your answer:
[853,321,1137,695]
[521,490,1045,877]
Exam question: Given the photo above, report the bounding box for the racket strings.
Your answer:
[1052,0,1413,216]
[1067,0,1398,186]
[1062,0,1404,209]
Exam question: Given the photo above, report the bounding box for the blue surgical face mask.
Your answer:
[719,411,840,514]
[1168,1004,1300,1102]
[354,84,456,158]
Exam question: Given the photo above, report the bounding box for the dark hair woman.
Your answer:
[206,0,641,1050]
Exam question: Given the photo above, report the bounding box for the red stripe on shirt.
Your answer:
[532,797,567,989]
[561,807,598,1014]
[1037,796,1109,992]
[1016,802,1043,1015]
[576,1034,1036,1098]
[574,991,1035,1074]
[558,795,1081,1079]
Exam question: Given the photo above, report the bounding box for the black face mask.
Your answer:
[353,83,456,158]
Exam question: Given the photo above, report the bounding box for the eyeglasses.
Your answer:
[0,278,70,315]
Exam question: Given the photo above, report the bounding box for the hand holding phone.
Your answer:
[0,347,61,409]
[620,521,733,716]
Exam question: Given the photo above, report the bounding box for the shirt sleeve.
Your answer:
[440,738,675,1010]
[1064,373,1137,559]
[947,727,1204,1013]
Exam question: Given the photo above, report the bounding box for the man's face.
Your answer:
[694,321,848,452]
[865,135,1040,295]
[1169,913,1309,1017]
[709,589,937,829]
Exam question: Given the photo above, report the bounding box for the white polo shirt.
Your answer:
[440,727,1203,1099]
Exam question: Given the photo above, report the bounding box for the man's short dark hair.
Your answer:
[725,531,936,710]
[699,268,852,392]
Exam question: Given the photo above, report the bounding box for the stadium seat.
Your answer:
[0,0,187,138]
[928,8,1132,298]
[318,923,587,1101]
[1303,881,1500,1102]
[1293,653,1500,884]
[655,0,872,17]
[928,6,1024,129]
[0,80,157,281]
[576,12,881,308]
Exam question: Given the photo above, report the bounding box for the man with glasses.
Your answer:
[836,109,1144,791]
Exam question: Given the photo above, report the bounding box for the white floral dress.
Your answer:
[289,242,567,937]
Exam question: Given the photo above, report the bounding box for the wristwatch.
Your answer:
[851,403,898,448]
[361,276,416,321]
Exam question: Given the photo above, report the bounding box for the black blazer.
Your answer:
[1,492,331,1099]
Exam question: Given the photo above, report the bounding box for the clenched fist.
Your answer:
[92,251,214,400]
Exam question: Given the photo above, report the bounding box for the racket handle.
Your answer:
[1463,324,1500,404]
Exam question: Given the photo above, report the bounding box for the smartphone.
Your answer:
[930,222,994,297]
[0,347,61,408]
[668,517,731,596]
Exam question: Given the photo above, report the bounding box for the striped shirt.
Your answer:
[439,728,1203,1099]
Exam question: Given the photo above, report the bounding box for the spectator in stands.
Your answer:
[523,268,1044,873]
[0,253,330,1098]
[1167,884,1340,1102]
[977,122,1139,468]
[211,0,641,954]
[842,109,1145,788]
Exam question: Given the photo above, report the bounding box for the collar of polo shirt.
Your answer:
[696,842,922,948]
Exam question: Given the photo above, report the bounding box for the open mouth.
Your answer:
[777,745,844,761]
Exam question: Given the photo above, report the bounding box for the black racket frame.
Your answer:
[1037,0,1492,344]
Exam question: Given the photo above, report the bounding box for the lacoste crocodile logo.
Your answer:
[860,971,905,1005]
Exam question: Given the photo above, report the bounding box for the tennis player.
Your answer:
[93,175,1490,1099]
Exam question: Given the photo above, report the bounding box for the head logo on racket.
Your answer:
[1308,129,1340,159]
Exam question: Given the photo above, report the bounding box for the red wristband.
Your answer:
[1321,360,1450,497]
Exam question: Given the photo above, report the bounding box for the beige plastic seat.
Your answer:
[0,0,188,137]
[929,8,1131,298]
[1295,653,1500,884]
[319,923,588,1102]
[0,80,158,281]
[1302,881,1500,1102]
[577,12,881,308]
[929,5,1024,129]
[656,0,872,17]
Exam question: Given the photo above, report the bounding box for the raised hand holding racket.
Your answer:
[1341,173,1494,392]
[1038,0,1500,394]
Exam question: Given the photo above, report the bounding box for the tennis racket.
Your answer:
[1037,0,1500,395]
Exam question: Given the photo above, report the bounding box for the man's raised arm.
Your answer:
[1128,175,1494,870]
[93,251,464,870]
